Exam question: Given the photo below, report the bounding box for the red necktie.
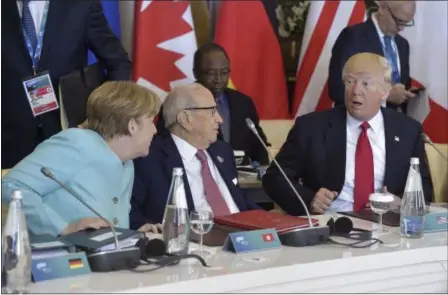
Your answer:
[354,122,374,211]
[196,150,231,216]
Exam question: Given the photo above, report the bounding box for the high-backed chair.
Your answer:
[1,169,11,226]
[425,143,448,203]
[259,120,294,158]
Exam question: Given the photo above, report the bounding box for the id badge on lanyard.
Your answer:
[21,1,59,117]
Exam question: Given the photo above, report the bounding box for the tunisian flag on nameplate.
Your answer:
[214,0,289,119]
[132,0,197,101]
[293,0,366,117]
[401,1,448,143]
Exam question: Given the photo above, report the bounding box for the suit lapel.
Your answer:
[39,0,62,70]
[324,107,347,191]
[161,136,195,211]
[382,108,400,188]
[207,145,246,211]
[365,18,384,56]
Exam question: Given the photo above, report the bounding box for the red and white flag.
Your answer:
[292,1,366,117]
[132,0,197,101]
[402,2,448,143]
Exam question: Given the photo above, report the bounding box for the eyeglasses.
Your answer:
[386,4,415,27]
[184,106,218,117]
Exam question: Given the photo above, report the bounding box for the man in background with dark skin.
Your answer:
[157,43,270,165]
[329,0,417,112]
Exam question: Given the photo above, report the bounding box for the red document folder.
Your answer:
[214,210,319,234]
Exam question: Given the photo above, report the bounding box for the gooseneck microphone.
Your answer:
[40,167,141,272]
[421,133,448,162]
[245,118,330,246]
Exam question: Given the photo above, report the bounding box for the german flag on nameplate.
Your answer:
[68,258,84,269]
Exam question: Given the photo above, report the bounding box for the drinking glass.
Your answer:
[369,193,394,233]
[190,211,214,255]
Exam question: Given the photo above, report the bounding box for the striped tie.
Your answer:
[22,0,37,52]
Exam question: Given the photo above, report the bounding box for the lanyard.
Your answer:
[22,1,50,75]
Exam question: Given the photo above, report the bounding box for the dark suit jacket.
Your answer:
[262,106,433,216]
[328,18,411,108]
[156,88,270,165]
[1,0,131,168]
[130,134,259,229]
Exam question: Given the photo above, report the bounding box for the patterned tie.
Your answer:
[354,122,374,212]
[383,36,400,83]
[22,0,38,52]
[195,150,231,216]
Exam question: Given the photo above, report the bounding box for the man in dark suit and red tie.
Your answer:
[263,53,433,216]
[130,83,258,229]
[329,0,417,111]
[2,0,130,168]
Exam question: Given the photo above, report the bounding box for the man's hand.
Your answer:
[61,217,108,235]
[137,223,162,233]
[310,188,338,214]
[387,84,416,105]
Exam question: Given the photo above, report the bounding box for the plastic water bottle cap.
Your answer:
[172,167,183,176]
[11,190,23,200]
[410,157,420,165]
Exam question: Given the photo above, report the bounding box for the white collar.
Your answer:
[346,109,384,134]
[171,134,200,163]
[371,13,394,44]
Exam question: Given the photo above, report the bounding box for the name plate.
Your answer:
[32,251,91,282]
[223,228,281,253]
[424,212,448,233]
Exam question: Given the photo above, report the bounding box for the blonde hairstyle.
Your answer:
[342,53,392,84]
[86,81,160,140]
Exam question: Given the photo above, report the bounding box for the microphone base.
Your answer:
[87,247,141,272]
[278,226,330,247]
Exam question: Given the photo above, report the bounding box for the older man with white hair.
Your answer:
[130,83,259,228]
[263,53,433,216]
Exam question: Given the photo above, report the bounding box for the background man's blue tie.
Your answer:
[383,36,400,84]
[22,0,38,52]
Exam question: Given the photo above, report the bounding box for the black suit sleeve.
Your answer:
[328,27,351,106]
[246,98,270,165]
[412,126,433,203]
[130,158,153,230]
[262,118,317,216]
[402,39,411,90]
[85,1,131,80]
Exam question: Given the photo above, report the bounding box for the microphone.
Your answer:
[421,133,448,162]
[40,167,141,272]
[245,118,330,247]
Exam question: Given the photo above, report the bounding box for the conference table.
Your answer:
[29,207,448,293]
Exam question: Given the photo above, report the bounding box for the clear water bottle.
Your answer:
[1,190,32,294]
[400,157,426,239]
[162,168,190,255]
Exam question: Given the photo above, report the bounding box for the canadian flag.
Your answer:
[292,1,366,117]
[132,0,197,101]
[401,1,448,143]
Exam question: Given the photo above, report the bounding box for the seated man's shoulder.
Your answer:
[295,106,341,126]
[384,108,421,129]
[226,88,252,103]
